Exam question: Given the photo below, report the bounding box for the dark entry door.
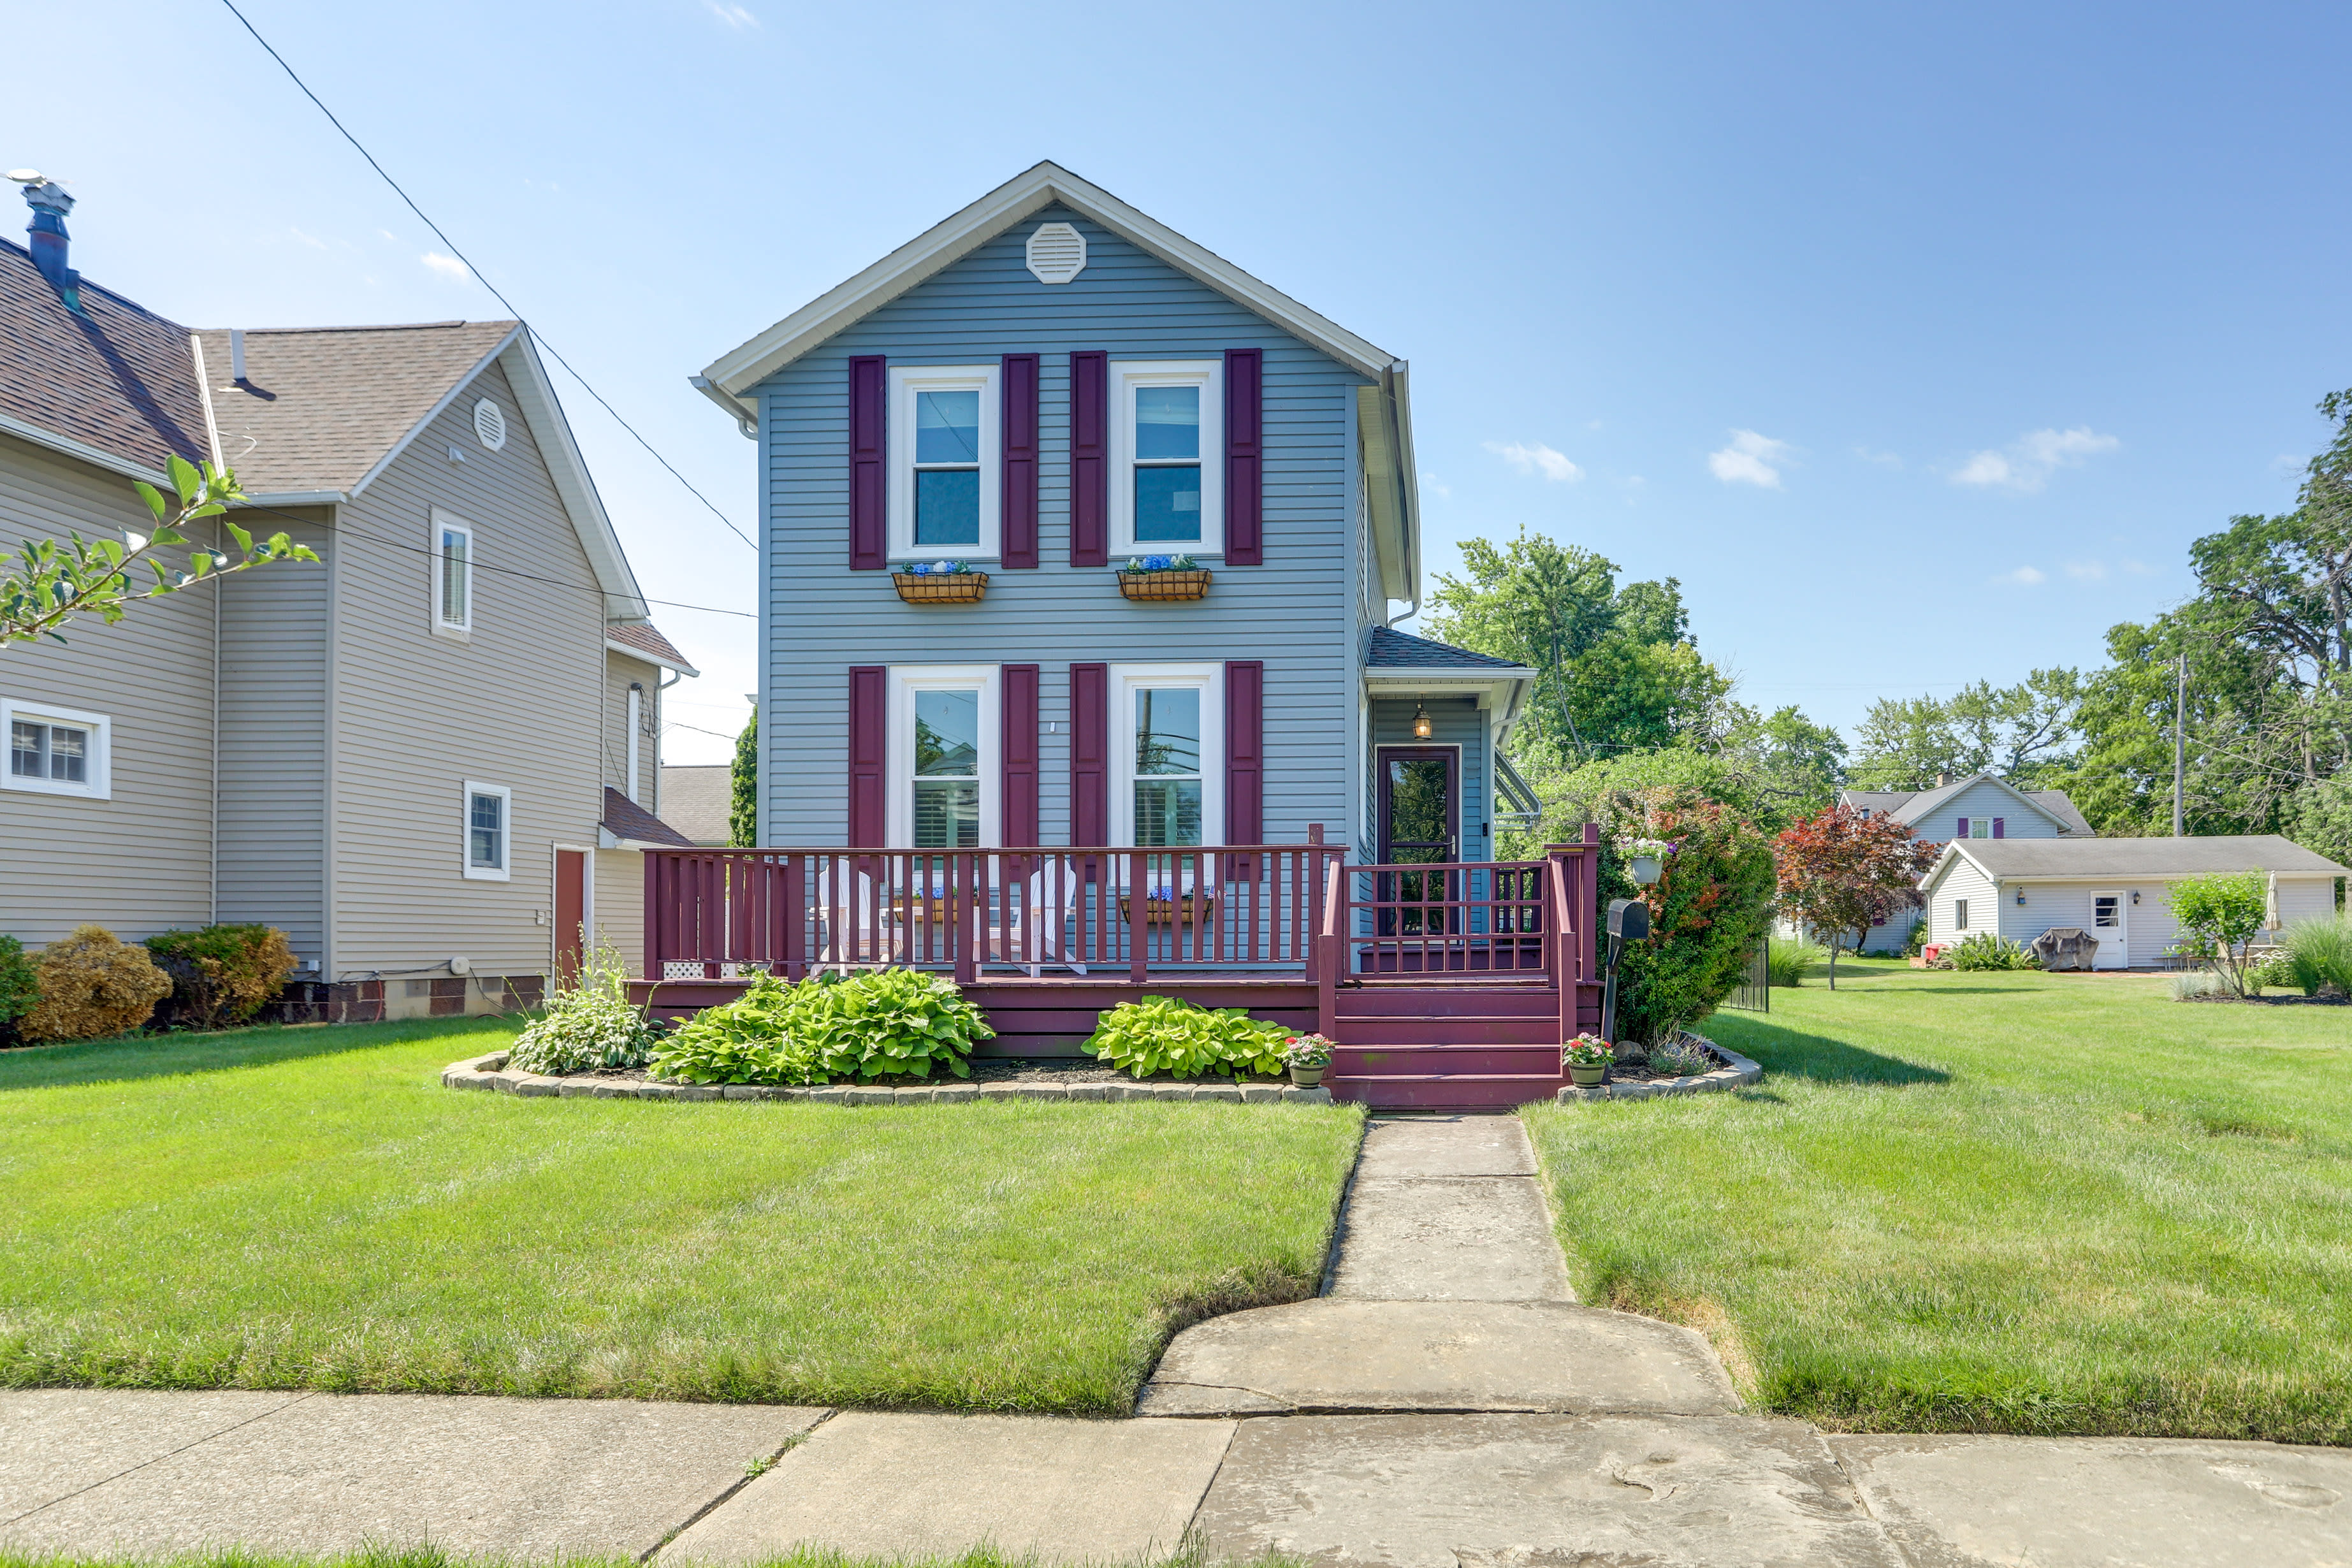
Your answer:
[1378,747,1458,864]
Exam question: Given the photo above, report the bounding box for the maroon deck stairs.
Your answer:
[1325,982,1569,1109]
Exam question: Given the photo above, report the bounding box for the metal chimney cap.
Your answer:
[12,176,73,215]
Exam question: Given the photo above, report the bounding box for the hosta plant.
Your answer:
[651,974,822,1085]
[789,966,992,1081]
[507,941,660,1074]
[1089,994,1291,1080]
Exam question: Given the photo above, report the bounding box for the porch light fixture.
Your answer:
[2015,888,2026,905]
[1411,701,1432,740]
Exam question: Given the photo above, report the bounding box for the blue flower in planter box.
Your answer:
[1143,553,1173,572]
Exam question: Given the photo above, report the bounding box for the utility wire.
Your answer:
[215,0,758,555]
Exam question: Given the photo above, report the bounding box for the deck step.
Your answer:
[1332,1015,1562,1047]
[1327,1073,1566,1110]
[1334,1043,1564,1075]
[1333,985,1560,1017]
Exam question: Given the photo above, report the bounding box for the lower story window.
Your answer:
[1955,898,1970,930]
[1,699,110,799]
[887,666,999,849]
[1111,663,1223,848]
[464,781,512,880]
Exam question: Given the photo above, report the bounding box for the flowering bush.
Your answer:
[507,943,660,1074]
[1619,836,1677,858]
[1282,1033,1333,1068]
[1120,553,1200,573]
[901,559,975,576]
[1646,1036,1715,1076]
[1562,1033,1614,1068]
[1599,787,1778,1046]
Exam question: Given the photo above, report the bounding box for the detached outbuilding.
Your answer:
[1919,836,2349,969]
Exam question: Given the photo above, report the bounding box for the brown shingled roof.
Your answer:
[601,786,697,848]
[0,238,208,476]
[192,321,518,496]
[604,620,698,674]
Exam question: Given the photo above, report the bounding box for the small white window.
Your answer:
[1111,664,1224,847]
[432,509,474,636]
[1955,898,1970,931]
[886,667,999,848]
[2,698,110,799]
[1111,361,1223,556]
[464,781,512,880]
[1970,818,1993,839]
[888,365,1000,563]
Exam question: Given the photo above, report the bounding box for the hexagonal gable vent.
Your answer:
[1025,222,1086,286]
[472,397,507,451]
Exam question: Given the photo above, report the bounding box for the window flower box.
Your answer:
[893,560,987,604]
[1117,553,1211,602]
[1118,890,1220,926]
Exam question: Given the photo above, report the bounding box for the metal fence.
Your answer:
[1724,935,1770,1012]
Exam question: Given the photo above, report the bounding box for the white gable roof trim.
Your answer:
[699,161,1400,395]
[1889,773,2073,833]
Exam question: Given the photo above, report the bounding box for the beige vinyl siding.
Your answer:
[604,650,662,805]
[0,432,218,946]
[326,357,606,982]
[214,507,333,966]
[592,848,644,973]
[1927,855,1998,946]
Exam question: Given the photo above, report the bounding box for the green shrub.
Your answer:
[1088,993,1291,1080]
[650,968,992,1085]
[508,943,660,1074]
[143,924,298,1030]
[2277,915,2352,996]
[2247,953,2298,995]
[21,926,173,1042]
[2167,872,2269,995]
[1646,1037,1713,1076]
[0,935,37,1043]
[1592,787,1778,1045]
[1903,918,1927,959]
[1765,936,1821,987]
[1947,933,2040,971]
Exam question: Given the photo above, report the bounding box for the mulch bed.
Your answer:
[2182,992,2350,1006]
[530,1057,1295,1091]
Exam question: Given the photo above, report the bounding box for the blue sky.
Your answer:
[16,2,2349,764]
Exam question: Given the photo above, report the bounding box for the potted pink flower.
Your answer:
[1282,1033,1333,1088]
[1561,1033,1613,1088]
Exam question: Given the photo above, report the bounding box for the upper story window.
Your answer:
[1112,362,1222,556]
[432,508,474,637]
[1111,663,1223,847]
[463,781,511,880]
[886,665,999,848]
[889,366,1000,561]
[2,698,110,799]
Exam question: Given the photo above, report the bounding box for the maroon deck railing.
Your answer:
[643,839,1349,985]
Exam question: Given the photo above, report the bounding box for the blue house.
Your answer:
[659,163,1590,1107]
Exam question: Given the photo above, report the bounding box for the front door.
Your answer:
[2090,890,2128,969]
[554,848,588,984]
[1377,747,1458,864]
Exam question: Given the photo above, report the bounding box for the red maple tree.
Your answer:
[1773,806,1942,988]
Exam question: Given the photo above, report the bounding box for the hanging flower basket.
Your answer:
[893,561,987,604]
[1117,553,1211,602]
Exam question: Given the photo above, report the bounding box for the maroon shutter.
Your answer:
[1956,818,1968,839]
[1992,817,2005,839]
[1001,354,1039,569]
[848,665,887,846]
[1225,660,1264,850]
[848,355,887,570]
[1070,662,1109,846]
[1070,351,1108,567]
[1002,664,1040,849]
[1224,349,1263,565]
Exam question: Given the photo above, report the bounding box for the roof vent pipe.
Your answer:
[229,329,247,382]
[8,173,80,312]
[1934,773,1950,788]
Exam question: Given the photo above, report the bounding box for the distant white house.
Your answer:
[1919,834,2348,969]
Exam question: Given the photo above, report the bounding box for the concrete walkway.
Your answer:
[7,1116,2351,1565]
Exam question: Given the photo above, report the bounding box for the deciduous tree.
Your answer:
[1773,806,1941,988]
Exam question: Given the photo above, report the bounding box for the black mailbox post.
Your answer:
[1600,897,1650,1048]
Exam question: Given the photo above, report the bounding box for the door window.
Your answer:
[2093,896,2121,929]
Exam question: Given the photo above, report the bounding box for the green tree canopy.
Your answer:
[1848,669,2084,791]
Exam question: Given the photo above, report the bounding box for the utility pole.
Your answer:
[2172,655,2187,838]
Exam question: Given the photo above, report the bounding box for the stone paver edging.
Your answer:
[440,1052,1335,1105]
[1557,1038,1762,1102]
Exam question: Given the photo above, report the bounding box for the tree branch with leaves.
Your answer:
[3,455,317,650]
[1773,805,1942,988]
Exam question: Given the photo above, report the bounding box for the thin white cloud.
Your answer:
[1854,446,1903,468]
[1708,429,1790,488]
[2063,561,2106,581]
[421,251,470,281]
[1485,440,1583,483]
[706,1,758,25]
[1421,469,1451,500]
[2002,566,2047,586]
[1952,426,2119,492]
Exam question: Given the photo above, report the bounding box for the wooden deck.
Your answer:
[635,829,1605,1108]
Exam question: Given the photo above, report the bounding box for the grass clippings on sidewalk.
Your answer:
[1523,959,2352,1445]
[0,1019,1361,1413]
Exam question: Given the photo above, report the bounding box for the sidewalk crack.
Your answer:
[1,1390,317,1528]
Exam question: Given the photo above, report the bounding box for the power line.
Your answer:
[215,0,758,555]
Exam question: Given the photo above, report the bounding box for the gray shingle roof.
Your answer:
[658,765,733,846]
[1841,776,2094,836]
[1943,835,2349,880]
[1367,626,1528,671]
[193,321,518,496]
[600,786,696,848]
[606,620,699,674]
[0,238,208,475]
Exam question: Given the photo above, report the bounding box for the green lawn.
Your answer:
[0,1019,1361,1413]
[1524,959,2352,1444]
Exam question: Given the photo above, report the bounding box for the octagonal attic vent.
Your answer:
[1026,222,1086,285]
[472,398,507,451]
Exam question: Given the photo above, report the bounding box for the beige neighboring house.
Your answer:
[658,764,734,845]
[1,180,694,1019]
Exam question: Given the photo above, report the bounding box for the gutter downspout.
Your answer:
[1378,361,1421,627]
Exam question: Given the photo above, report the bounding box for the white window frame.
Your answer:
[1111,360,1224,558]
[1110,662,1223,848]
[431,507,474,639]
[888,365,1001,563]
[463,780,513,881]
[1,697,112,800]
[1968,817,1992,839]
[885,665,1000,849]
[1954,898,1970,931]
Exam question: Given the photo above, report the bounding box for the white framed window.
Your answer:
[2,698,110,800]
[463,780,512,880]
[432,508,474,637]
[1110,663,1224,848]
[1110,360,1223,557]
[888,365,1000,563]
[1954,898,1970,931]
[886,666,999,849]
